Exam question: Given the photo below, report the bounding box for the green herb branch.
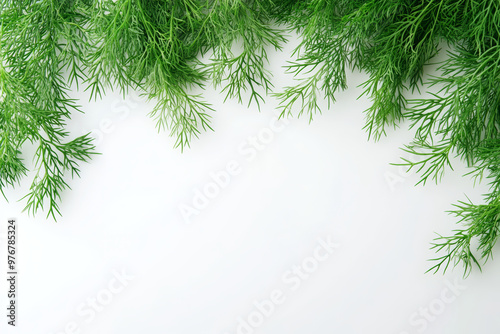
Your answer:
[1,0,500,277]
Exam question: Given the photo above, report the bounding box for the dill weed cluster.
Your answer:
[1,0,500,276]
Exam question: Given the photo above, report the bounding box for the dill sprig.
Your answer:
[275,0,500,277]
[0,0,284,217]
[1,0,500,276]
[1,0,96,219]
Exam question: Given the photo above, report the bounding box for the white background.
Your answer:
[1,36,500,334]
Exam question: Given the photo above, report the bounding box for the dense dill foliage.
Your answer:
[275,0,500,276]
[0,0,284,218]
[0,0,96,219]
[1,0,500,276]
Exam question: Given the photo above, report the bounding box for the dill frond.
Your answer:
[2,0,500,276]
